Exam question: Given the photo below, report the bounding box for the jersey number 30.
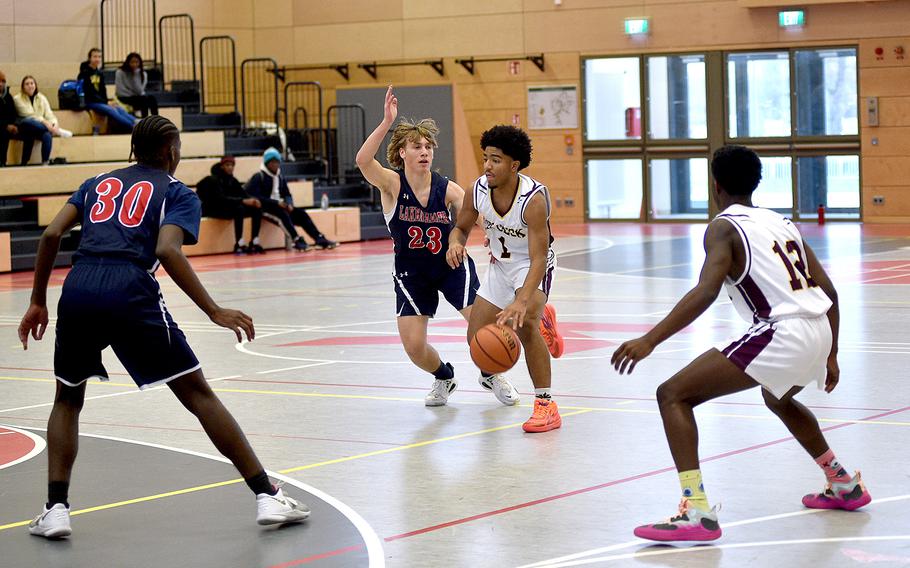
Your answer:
[408,226,443,254]
[89,177,154,228]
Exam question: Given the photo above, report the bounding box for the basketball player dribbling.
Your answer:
[612,145,871,541]
[355,86,521,407]
[447,125,565,433]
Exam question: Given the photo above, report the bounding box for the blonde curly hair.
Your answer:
[386,118,439,170]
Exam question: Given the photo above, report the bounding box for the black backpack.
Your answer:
[57,80,84,110]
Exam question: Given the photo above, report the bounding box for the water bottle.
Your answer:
[320,192,329,210]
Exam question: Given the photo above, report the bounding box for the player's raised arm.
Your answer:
[611,218,735,374]
[18,203,81,349]
[446,180,479,268]
[155,224,254,343]
[355,85,401,193]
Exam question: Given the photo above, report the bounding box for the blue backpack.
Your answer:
[57,79,85,110]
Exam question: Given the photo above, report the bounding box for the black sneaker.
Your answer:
[248,243,265,254]
[233,243,249,254]
[293,238,311,252]
[314,238,338,250]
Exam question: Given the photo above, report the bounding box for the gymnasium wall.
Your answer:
[3,1,910,221]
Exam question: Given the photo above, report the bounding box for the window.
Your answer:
[754,156,793,212]
[587,159,642,219]
[794,49,858,136]
[647,55,707,139]
[584,58,641,141]
[797,155,860,219]
[649,158,709,220]
[727,51,791,138]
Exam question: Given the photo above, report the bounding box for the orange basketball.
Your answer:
[470,324,521,374]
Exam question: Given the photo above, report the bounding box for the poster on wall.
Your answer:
[527,85,579,129]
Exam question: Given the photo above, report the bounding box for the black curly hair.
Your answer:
[131,115,180,168]
[480,125,532,171]
[711,145,762,196]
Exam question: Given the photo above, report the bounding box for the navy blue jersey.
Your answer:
[68,164,201,272]
[384,170,452,271]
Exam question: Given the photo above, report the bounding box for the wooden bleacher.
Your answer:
[9,129,223,166]
[54,107,183,135]
[0,156,262,197]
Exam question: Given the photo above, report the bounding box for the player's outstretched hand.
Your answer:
[824,353,840,393]
[211,307,255,343]
[18,303,48,350]
[611,336,655,375]
[496,299,528,330]
[384,85,398,125]
[446,243,466,269]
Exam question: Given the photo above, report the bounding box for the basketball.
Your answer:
[470,324,521,374]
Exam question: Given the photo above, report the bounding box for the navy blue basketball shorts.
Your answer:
[393,256,480,318]
[54,260,201,390]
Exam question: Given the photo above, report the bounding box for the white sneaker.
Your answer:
[256,486,310,525]
[58,128,74,138]
[425,378,457,406]
[29,503,72,538]
[478,374,520,406]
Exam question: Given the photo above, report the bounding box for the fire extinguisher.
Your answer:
[817,204,825,225]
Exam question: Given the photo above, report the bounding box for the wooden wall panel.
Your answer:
[253,0,292,28]
[0,232,10,273]
[861,157,910,187]
[292,0,402,26]
[862,128,910,158]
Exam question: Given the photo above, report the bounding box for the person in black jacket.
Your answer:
[197,156,264,254]
[244,147,337,251]
[78,48,138,133]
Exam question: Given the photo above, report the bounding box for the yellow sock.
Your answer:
[679,469,710,511]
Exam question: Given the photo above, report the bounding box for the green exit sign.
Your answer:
[778,10,805,27]
[624,18,649,35]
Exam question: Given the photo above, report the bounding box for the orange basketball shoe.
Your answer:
[523,398,562,433]
[539,303,565,358]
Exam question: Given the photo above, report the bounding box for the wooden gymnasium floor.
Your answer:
[1,222,909,567]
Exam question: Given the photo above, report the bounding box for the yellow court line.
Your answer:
[0,409,593,532]
[278,409,595,474]
[3,376,909,426]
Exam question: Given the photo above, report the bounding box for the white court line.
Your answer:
[0,425,45,467]
[0,425,46,470]
[0,375,241,415]
[519,494,910,568]
[528,536,910,567]
[256,361,336,375]
[3,426,386,568]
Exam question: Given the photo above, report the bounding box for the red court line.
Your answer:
[222,378,891,412]
[382,403,910,542]
[268,544,365,568]
[2,416,403,446]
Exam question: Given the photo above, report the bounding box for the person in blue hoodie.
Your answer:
[244,147,337,251]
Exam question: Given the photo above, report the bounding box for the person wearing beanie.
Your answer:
[244,147,337,251]
[196,156,265,254]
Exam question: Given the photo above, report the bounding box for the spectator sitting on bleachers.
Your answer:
[115,52,158,118]
[0,70,51,167]
[197,155,265,254]
[79,47,138,133]
[245,147,338,251]
[12,75,74,165]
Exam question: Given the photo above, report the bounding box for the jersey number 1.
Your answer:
[772,240,818,291]
[89,177,154,228]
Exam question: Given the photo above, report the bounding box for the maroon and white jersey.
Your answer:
[716,204,831,323]
[473,172,552,265]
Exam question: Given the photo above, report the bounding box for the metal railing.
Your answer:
[283,82,324,160]
[100,0,157,67]
[158,14,196,90]
[326,104,366,184]
[199,35,237,113]
[240,58,280,131]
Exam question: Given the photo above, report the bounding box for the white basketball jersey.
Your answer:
[717,204,832,323]
[473,173,551,264]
